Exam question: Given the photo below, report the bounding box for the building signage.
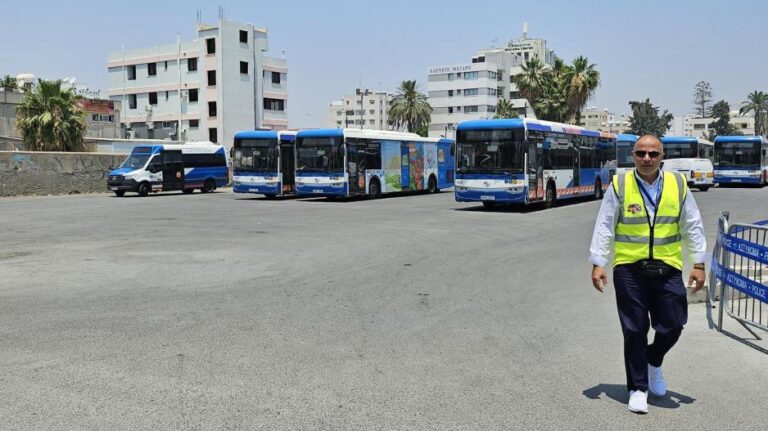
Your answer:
[428,65,473,75]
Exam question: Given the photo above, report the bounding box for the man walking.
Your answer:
[589,135,706,414]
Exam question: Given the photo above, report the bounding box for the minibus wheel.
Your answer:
[593,179,603,200]
[114,190,125,197]
[428,175,438,193]
[137,182,150,197]
[369,178,381,198]
[201,179,216,193]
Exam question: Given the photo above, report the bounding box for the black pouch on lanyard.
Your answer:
[634,259,673,278]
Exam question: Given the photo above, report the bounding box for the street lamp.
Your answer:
[359,88,370,129]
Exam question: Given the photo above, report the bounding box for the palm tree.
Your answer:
[494,98,518,119]
[16,79,87,151]
[515,58,547,103]
[567,56,600,126]
[1,75,18,89]
[388,80,431,135]
[739,90,768,136]
[533,74,570,123]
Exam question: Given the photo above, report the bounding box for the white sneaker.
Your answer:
[648,364,667,396]
[628,390,648,413]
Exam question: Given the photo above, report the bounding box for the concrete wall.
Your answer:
[0,151,125,197]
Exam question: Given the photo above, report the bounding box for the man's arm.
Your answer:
[590,187,618,292]
[680,189,707,293]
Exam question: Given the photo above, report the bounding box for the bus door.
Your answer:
[161,150,184,190]
[401,143,410,190]
[347,143,365,195]
[572,146,580,188]
[527,142,540,199]
[280,143,295,193]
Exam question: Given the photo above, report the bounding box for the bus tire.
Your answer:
[114,190,125,197]
[593,179,603,200]
[697,186,710,192]
[369,178,381,198]
[137,182,150,197]
[427,175,438,193]
[264,194,276,199]
[201,179,216,193]
[182,188,194,194]
[544,182,557,209]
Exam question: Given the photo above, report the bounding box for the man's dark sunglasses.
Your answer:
[634,150,661,159]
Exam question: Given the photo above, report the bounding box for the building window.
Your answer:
[206,38,216,54]
[165,91,169,101]
[369,119,375,124]
[188,88,198,102]
[164,61,168,71]
[239,30,248,44]
[263,98,285,111]
[189,119,199,128]
[208,101,217,117]
[207,70,216,86]
[240,61,248,74]
[209,127,217,143]
[187,58,197,72]
[149,92,158,105]
[464,72,478,80]
[465,88,479,96]
[448,73,454,81]
[270,71,280,84]
[448,107,453,114]
[148,62,157,76]
[369,109,375,114]
[161,121,174,129]
[369,99,375,104]
[448,90,453,97]
[127,65,136,80]
[128,94,137,109]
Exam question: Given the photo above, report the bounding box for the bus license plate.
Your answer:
[732,179,741,182]
[313,189,324,193]
[480,195,495,201]
[110,187,118,191]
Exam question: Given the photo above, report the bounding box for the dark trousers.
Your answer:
[613,264,688,392]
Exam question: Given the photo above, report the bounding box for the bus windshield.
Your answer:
[663,143,697,159]
[617,143,634,168]
[297,137,344,171]
[119,153,151,170]
[456,128,525,172]
[715,142,761,167]
[233,138,278,172]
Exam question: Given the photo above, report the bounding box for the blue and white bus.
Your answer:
[107,141,228,197]
[714,135,768,186]
[660,136,715,191]
[616,134,639,176]
[295,129,455,198]
[232,130,297,197]
[454,119,617,208]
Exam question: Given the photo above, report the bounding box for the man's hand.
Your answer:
[688,268,706,293]
[592,265,608,293]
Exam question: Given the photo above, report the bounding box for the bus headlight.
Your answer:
[506,186,524,193]
[331,182,344,188]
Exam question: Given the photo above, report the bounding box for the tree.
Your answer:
[1,75,18,89]
[707,100,740,140]
[567,56,600,125]
[16,79,87,152]
[692,81,713,118]
[739,90,768,137]
[494,98,518,119]
[627,98,674,137]
[516,58,547,102]
[388,80,431,134]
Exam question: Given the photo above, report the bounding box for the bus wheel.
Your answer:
[182,188,194,194]
[114,190,125,197]
[137,182,150,197]
[698,186,710,192]
[427,175,438,193]
[201,179,216,193]
[544,183,557,209]
[593,179,603,200]
[369,178,381,198]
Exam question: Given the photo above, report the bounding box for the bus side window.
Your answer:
[450,143,455,157]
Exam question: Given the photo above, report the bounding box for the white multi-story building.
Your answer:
[683,112,755,138]
[324,89,397,130]
[580,107,631,133]
[107,19,288,150]
[427,24,557,138]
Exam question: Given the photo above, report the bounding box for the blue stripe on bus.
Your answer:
[297,129,345,138]
[714,176,762,184]
[455,189,527,203]
[714,136,764,144]
[661,136,698,144]
[456,119,524,130]
[617,134,638,143]
[234,130,278,139]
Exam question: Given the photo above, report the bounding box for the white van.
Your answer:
[661,158,714,191]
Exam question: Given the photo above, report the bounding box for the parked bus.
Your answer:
[454,118,616,208]
[232,130,297,197]
[107,141,228,197]
[660,136,715,191]
[714,135,768,186]
[294,129,455,198]
[616,134,639,176]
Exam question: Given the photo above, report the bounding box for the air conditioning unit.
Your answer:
[145,105,152,112]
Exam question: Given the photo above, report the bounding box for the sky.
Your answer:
[1,0,766,128]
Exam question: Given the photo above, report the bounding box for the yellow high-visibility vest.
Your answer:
[612,171,687,270]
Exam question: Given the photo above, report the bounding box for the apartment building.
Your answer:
[324,88,397,130]
[107,19,288,150]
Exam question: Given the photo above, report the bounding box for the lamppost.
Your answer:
[359,88,369,129]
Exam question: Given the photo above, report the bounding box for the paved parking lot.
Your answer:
[1,187,767,430]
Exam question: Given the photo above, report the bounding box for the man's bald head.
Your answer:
[634,135,663,153]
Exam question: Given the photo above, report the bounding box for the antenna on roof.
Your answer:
[218,6,224,20]
[196,9,201,24]
[523,22,528,38]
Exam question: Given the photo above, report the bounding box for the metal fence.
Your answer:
[708,212,768,347]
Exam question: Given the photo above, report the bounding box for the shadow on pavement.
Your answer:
[582,384,696,409]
